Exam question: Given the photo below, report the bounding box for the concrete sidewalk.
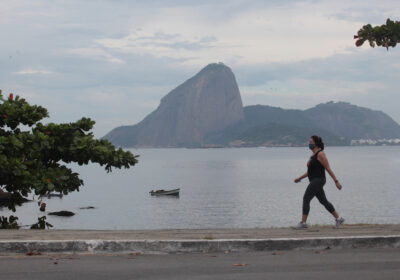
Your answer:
[1,224,400,255]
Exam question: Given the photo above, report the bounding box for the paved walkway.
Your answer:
[1,224,400,240]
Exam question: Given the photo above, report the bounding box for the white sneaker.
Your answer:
[294,221,308,229]
[335,217,345,228]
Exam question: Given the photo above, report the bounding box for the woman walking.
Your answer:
[294,135,345,229]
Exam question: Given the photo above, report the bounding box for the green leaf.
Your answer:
[47,183,55,191]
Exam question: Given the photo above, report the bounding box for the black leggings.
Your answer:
[302,177,335,215]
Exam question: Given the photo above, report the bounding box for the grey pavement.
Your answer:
[1,248,400,280]
[0,224,400,255]
[1,224,400,240]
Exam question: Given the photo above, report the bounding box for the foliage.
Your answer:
[354,18,400,50]
[0,89,138,228]
[30,216,53,229]
[0,215,19,229]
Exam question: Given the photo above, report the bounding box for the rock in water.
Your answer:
[79,206,95,209]
[104,63,244,147]
[48,211,75,217]
[39,203,46,212]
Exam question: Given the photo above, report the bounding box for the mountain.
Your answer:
[304,101,400,140]
[104,63,244,147]
[104,63,400,148]
[205,102,400,147]
[204,105,347,147]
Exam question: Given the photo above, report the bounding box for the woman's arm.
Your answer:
[294,172,308,183]
[317,151,342,190]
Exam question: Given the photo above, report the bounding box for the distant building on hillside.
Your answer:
[350,139,400,146]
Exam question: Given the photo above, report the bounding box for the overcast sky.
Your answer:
[1,0,400,137]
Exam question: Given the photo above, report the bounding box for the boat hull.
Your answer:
[150,188,180,196]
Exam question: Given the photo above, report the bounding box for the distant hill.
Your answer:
[103,63,400,148]
[304,101,400,140]
[205,105,347,147]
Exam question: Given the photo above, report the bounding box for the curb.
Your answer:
[1,235,400,255]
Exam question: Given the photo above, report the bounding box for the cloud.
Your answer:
[69,47,125,64]
[93,1,366,66]
[95,31,218,64]
[329,0,400,23]
[13,69,53,75]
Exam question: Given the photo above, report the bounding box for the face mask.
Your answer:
[309,143,315,150]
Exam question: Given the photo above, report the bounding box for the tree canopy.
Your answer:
[354,18,400,50]
[0,90,138,228]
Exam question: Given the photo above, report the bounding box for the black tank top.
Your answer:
[307,150,325,180]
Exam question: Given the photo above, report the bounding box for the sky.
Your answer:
[1,0,400,137]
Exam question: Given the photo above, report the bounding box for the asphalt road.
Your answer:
[1,248,400,280]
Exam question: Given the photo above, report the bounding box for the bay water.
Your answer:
[2,146,400,229]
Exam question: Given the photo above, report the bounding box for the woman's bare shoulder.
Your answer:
[317,150,326,158]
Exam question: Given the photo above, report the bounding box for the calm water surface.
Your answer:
[2,146,400,229]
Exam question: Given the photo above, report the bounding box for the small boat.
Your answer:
[149,188,180,196]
